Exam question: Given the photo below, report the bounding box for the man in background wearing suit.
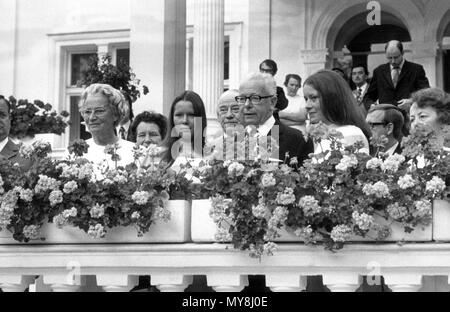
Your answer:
[365,40,430,110]
[351,64,373,117]
[0,96,31,170]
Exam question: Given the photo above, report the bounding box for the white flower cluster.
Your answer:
[63,207,78,218]
[19,144,34,159]
[89,203,105,219]
[63,181,78,194]
[18,187,33,202]
[413,199,432,219]
[131,211,141,220]
[152,205,171,222]
[298,196,322,217]
[22,225,40,240]
[426,176,446,195]
[132,191,151,205]
[381,154,405,172]
[49,190,64,206]
[270,206,288,224]
[52,214,67,228]
[57,163,94,180]
[210,195,230,223]
[261,173,276,188]
[362,181,390,198]
[330,224,353,242]
[397,174,416,189]
[87,224,106,239]
[53,207,78,228]
[34,175,61,194]
[227,162,245,177]
[366,158,383,170]
[352,211,374,231]
[386,203,408,220]
[252,204,268,219]
[0,190,18,228]
[214,227,232,242]
[294,225,315,241]
[263,242,278,256]
[335,155,358,171]
[275,187,296,205]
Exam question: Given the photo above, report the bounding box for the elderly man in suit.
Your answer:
[237,72,313,164]
[351,64,373,117]
[366,104,408,157]
[365,40,430,110]
[0,96,31,170]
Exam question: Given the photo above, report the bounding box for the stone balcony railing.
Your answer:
[1,200,450,292]
[2,243,450,292]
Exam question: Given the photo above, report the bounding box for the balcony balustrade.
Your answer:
[0,200,449,292]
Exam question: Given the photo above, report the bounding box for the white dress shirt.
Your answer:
[0,137,8,154]
[255,116,276,137]
[384,141,400,156]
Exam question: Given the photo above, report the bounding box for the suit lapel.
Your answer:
[0,139,19,160]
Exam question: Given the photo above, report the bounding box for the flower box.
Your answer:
[191,199,432,243]
[432,199,450,241]
[0,200,190,244]
[191,199,312,243]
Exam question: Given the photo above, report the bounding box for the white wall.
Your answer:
[6,0,130,102]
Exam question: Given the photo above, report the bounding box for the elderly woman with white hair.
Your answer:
[77,83,136,168]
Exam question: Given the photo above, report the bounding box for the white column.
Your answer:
[43,275,85,292]
[0,0,17,96]
[322,273,361,292]
[97,274,139,292]
[152,274,193,292]
[0,275,35,292]
[410,41,438,88]
[266,273,306,292]
[300,49,329,77]
[130,0,186,116]
[384,274,423,292]
[207,273,248,292]
[193,0,224,121]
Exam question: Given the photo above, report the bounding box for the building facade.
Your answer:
[1,0,450,150]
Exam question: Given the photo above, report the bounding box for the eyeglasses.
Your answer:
[80,107,108,117]
[235,95,274,105]
[368,122,387,129]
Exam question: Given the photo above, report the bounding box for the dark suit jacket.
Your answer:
[269,120,313,165]
[273,86,288,121]
[0,138,32,171]
[365,60,430,105]
[352,82,374,116]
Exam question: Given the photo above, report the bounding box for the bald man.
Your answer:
[365,40,430,110]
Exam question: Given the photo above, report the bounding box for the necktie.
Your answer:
[392,66,400,88]
[356,87,362,103]
[119,126,126,140]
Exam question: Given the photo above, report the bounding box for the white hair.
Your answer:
[79,83,127,127]
[240,73,276,96]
